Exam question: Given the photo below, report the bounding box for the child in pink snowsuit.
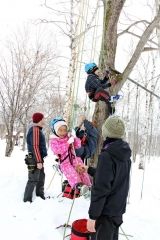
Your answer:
[50,117,91,189]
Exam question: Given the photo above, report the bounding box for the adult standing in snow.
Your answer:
[87,116,131,240]
[23,112,47,202]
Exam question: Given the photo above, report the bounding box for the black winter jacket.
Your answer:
[27,125,47,163]
[89,138,131,220]
[85,73,111,93]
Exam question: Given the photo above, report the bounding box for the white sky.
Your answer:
[0,0,42,20]
[0,0,45,39]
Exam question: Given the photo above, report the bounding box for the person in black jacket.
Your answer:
[23,112,47,202]
[74,115,99,163]
[85,63,116,114]
[87,116,131,240]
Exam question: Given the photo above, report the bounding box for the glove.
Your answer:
[105,70,110,78]
[67,136,74,144]
[71,129,76,138]
[75,164,86,174]
[110,78,117,86]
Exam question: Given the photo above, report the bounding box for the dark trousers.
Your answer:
[94,88,110,102]
[91,216,121,240]
[23,167,45,202]
[88,88,110,103]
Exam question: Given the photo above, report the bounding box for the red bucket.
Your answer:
[71,219,90,240]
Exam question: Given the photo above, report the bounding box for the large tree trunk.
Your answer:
[99,0,126,68]
[92,1,125,164]
[63,0,77,127]
[63,48,77,126]
[92,1,160,163]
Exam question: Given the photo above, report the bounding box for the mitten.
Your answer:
[67,136,74,144]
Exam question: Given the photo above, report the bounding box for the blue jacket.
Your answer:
[27,125,47,163]
[75,120,98,159]
[85,73,111,93]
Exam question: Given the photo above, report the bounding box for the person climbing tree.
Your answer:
[74,115,99,164]
[49,117,91,197]
[85,63,116,115]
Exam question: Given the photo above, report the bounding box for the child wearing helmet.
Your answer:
[49,117,91,195]
[85,63,116,114]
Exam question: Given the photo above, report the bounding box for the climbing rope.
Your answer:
[70,0,90,128]
[85,0,100,117]
[69,0,100,127]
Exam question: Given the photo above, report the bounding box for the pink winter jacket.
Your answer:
[50,135,81,163]
[50,134,92,188]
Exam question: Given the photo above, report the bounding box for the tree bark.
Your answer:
[5,125,14,157]
[92,1,160,163]
[92,0,125,164]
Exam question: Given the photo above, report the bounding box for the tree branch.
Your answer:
[120,8,160,87]
[38,19,71,37]
[127,76,160,100]
[118,20,150,37]
[43,0,70,15]
[143,47,159,51]
[119,30,159,47]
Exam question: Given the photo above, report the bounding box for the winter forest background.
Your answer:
[0,0,160,239]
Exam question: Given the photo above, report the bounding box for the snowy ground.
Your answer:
[0,139,160,240]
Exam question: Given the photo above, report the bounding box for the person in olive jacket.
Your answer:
[23,112,47,203]
[87,116,131,240]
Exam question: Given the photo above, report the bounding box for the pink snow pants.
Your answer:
[60,156,91,188]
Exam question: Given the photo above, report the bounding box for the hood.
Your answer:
[103,139,131,162]
[50,135,69,142]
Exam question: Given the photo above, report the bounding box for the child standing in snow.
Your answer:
[50,117,91,193]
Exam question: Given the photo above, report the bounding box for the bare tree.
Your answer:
[0,31,57,156]
[36,75,65,146]
[41,0,100,126]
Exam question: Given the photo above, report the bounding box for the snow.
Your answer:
[0,139,160,240]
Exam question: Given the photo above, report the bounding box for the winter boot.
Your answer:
[62,180,69,193]
[36,194,45,200]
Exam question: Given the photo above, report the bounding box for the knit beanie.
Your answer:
[32,112,44,123]
[102,116,125,139]
[53,120,67,135]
